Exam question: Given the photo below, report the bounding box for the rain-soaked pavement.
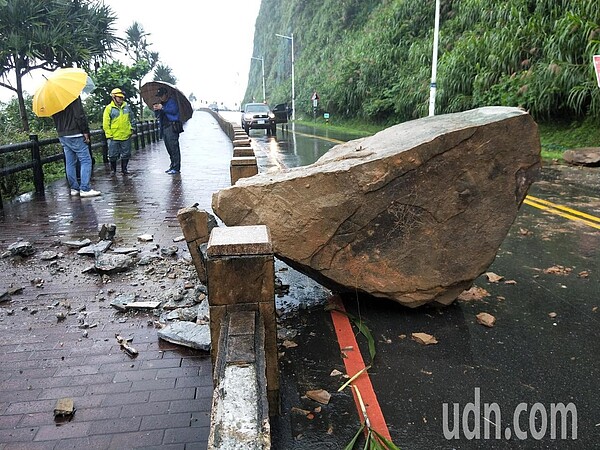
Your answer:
[1,111,599,449]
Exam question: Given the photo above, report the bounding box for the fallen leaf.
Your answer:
[476,312,496,328]
[398,334,407,339]
[504,280,517,285]
[411,332,438,345]
[420,369,432,375]
[329,369,343,377]
[306,389,331,405]
[548,312,557,318]
[485,272,504,283]
[578,270,590,278]
[543,265,572,275]
[457,286,490,301]
[519,228,532,236]
[291,407,311,415]
[593,306,598,313]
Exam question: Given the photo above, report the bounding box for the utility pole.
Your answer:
[429,0,440,116]
[276,33,295,120]
[251,56,266,103]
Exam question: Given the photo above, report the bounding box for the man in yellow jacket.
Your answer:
[103,88,135,174]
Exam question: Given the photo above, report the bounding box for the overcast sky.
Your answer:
[1,0,262,107]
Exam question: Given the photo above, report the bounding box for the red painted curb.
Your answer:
[329,295,391,441]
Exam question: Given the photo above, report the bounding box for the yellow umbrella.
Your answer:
[32,68,95,117]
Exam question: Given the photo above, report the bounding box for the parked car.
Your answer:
[241,103,277,135]
[272,103,289,124]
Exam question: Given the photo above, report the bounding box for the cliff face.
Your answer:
[244,0,600,124]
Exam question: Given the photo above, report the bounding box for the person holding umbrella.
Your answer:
[33,68,100,197]
[52,96,101,197]
[103,88,134,174]
[153,87,181,174]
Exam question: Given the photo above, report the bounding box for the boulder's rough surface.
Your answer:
[563,147,600,166]
[212,107,541,307]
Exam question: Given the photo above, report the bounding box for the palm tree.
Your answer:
[153,64,177,85]
[125,22,159,120]
[0,0,119,131]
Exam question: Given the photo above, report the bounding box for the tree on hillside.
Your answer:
[0,0,120,131]
[125,21,159,120]
[153,64,177,85]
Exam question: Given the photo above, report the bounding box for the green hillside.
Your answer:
[245,0,600,128]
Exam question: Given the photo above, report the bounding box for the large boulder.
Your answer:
[212,107,541,307]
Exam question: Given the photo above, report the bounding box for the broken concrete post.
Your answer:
[208,310,271,449]
[212,107,542,307]
[204,225,279,415]
[230,157,258,185]
[176,207,217,283]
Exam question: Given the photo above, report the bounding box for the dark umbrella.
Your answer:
[140,81,193,123]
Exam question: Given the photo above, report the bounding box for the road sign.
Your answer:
[594,55,600,88]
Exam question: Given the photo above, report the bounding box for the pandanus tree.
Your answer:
[0,0,120,131]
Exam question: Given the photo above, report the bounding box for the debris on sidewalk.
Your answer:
[138,234,154,242]
[94,253,134,273]
[62,238,92,248]
[77,240,112,256]
[39,250,58,261]
[160,246,179,256]
[157,321,211,351]
[116,334,138,357]
[54,398,74,418]
[99,223,117,240]
[3,241,34,257]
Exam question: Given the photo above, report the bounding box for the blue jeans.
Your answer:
[163,125,181,171]
[59,135,92,191]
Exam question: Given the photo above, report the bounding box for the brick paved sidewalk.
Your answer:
[0,111,233,449]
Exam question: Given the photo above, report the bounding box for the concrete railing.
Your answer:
[177,204,278,449]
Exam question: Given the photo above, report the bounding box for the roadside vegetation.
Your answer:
[249,0,600,161]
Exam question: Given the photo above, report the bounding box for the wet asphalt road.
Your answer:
[241,120,600,449]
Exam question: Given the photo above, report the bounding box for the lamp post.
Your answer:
[275,33,295,120]
[251,56,266,103]
[428,0,441,116]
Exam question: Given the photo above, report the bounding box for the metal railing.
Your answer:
[0,120,160,209]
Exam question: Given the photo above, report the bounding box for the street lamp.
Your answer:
[428,0,441,116]
[251,56,265,103]
[275,33,295,121]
